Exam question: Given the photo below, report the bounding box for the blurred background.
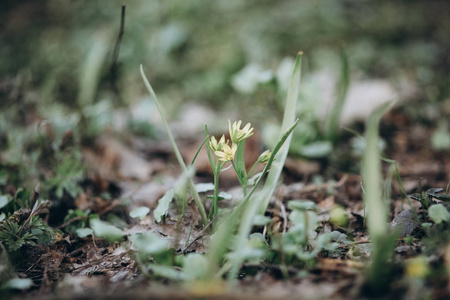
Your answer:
[1,0,450,192]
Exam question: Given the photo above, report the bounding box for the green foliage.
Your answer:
[63,209,90,233]
[0,221,36,252]
[183,253,208,281]
[0,186,54,253]
[1,2,449,296]
[259,52,303,214]
[153,189,175,223]
[428,204,450,224]
[141,66,207,224]
[361,101,397,293]
[0,212,53,252]
[1,278,33,290]
[46,151,84,199]
[272,201,343,267]
[130,232,184,280]
[325,48,349,143]
[130,207,150,220]
[409,188,450,210]
[90,218,124,242]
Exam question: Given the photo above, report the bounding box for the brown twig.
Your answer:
[55,216,88,230]
[18,200,50,236]
[183,216,218,254]
[110,5,126,71]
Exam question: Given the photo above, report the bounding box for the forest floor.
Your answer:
[3,105,450,300]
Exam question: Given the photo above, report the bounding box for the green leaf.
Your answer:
[147,264,184,280]
[361,101,397,290]
[362,101,395,237]
[325,48,349,142]
[90,219,124,242]
[218,191,233,200]
[288,200,316,211]
[195,183,215,193]
[299,141,332,158]
[2,278,33,290]
[431,124,450,150]
[153,189,175,223]
[183,253,208,280]
[0,195,10,209]
[130,207,150,220]
[247,172,264,186]
[428,204,450,224]
[129,232,168,255]
[259,52,302,214]
[234,142,247,185]
[77,34,111,107]
[76,228,93,238]
[252,215,271,226]
[289,210,318,233]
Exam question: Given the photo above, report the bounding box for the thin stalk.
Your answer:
[259,52,303,214]
[247,162,258,179]
[325,47,349,142]
[212,162,221,218]
[140,65,207,224]
[191,136,208,166]
[231,160,247,196]
[362,100,397,293]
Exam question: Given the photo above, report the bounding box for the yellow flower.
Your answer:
[229,120,254,144]
[257,150,272,164]
[210,135,226,152]
[405,256,429,279]
[215,143,237,162]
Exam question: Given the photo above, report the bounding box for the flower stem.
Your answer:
[212,167,220,218]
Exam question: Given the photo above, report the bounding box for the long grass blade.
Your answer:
[362,101,394,237]
[361,100,396,292]
[258,52,303,214]
[77,33,111,108]
[140,65,208,224]
[325,47,349,142]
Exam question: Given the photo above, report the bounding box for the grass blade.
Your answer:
[140,65,208,224]
[258,52,303,214]
[362,101,394,237]
[361,100,396,293]
[325,48,349,142]
[77,33,111,108]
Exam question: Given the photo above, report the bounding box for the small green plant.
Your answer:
[408,186,450,247]
[137,53,303,284]
[205,52,303,281]
[0,187,53,252]
[46,150,84,199]
[0,221,37,252]
[271,200,345,270]
[204,120,272,219]
[361,101,397,295]
[409,187,450,211]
